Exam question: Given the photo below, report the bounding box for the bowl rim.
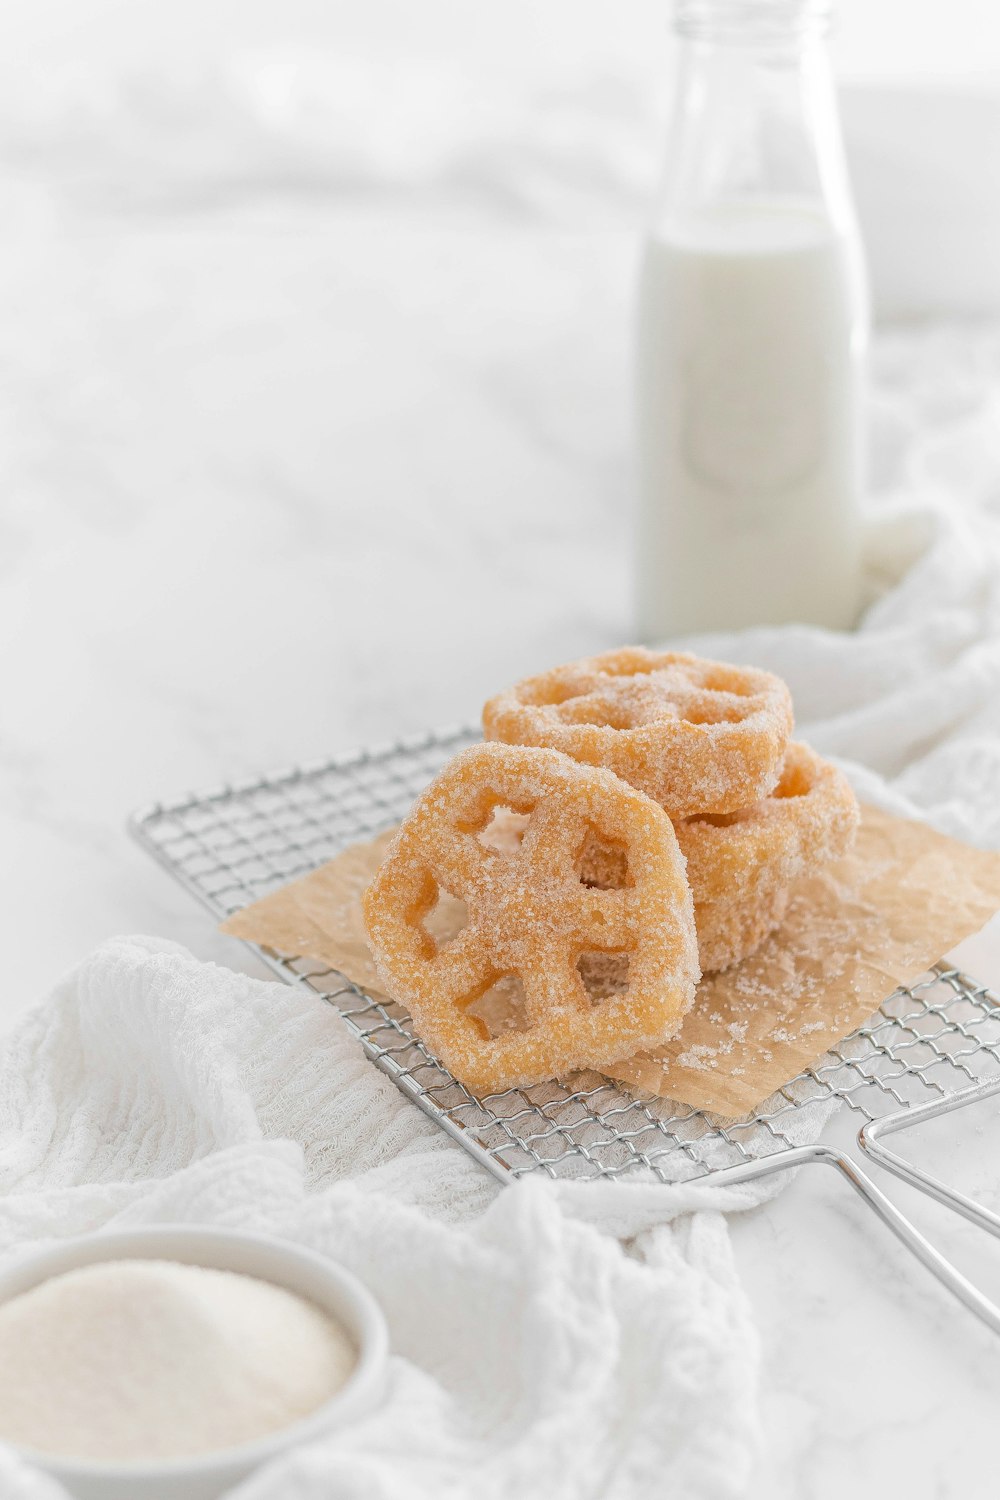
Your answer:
[0,1224,389,1481]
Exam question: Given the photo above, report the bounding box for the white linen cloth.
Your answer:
[2,324,1000,1497]
[0,936,766,1499]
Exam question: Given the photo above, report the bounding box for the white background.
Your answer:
[4,0,1000,81]
[2,10,1000,1494]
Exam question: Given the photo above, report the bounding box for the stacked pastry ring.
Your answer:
[482,646,794,817]
[483,648,858,974]
[674,742,859,971]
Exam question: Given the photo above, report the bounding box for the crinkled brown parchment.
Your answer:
[222,806,1000,1117]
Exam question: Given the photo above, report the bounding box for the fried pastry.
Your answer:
[582,742,859,971]
[363,741,699,1094]
[483,647,793,818]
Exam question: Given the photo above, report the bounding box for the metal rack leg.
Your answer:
[708,1142,1000,1335]
[858,1075,1000,1239]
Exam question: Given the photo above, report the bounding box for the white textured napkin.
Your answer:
[4,325,1000,1496]
[0,935,767,1499]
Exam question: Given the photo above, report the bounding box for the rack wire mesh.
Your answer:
[130,726,1000,1188]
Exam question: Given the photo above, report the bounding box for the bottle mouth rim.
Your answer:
[673,0,834,44]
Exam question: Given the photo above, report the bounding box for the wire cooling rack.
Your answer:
[130,726,1000,1191]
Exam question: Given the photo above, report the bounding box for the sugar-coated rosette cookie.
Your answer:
[482,647,793,819]
[582,741,859,972]
[676,742,859,971]
[362,741,699,1095]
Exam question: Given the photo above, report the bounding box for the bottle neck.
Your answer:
[674,0,833,48]
[654,9,857,237]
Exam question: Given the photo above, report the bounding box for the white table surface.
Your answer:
[4,173,1000,1496]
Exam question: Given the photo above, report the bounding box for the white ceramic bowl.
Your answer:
[0,1226,389,1500]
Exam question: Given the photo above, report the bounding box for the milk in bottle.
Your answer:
[636,0,867,637]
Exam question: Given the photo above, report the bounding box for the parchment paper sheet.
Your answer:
[222,806,1000,1117]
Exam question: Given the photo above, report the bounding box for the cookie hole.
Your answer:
[477,806,530,854]
[555,698,631,729]
[683,697,747,726]
[685,809,745,828]
[774,764,811,799]
[601,654,657,676]
[526,679,581,708]
[464,974,529,1036]
[577,952,630,1004]
[577,832,630,890]
[701,666,754,695]
[422,883,470,952]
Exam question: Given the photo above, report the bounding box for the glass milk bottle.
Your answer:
[636,0,867,637]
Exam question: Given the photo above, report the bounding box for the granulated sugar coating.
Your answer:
[677,743,859,971]
[676,744,859,904]
[579,742,859,973]
[694,883,794,976]
[362,741,699,1095]
[0,1260,356,1463]
[482,646,793,819]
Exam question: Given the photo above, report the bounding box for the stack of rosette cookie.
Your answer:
[363,648,858,1096]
